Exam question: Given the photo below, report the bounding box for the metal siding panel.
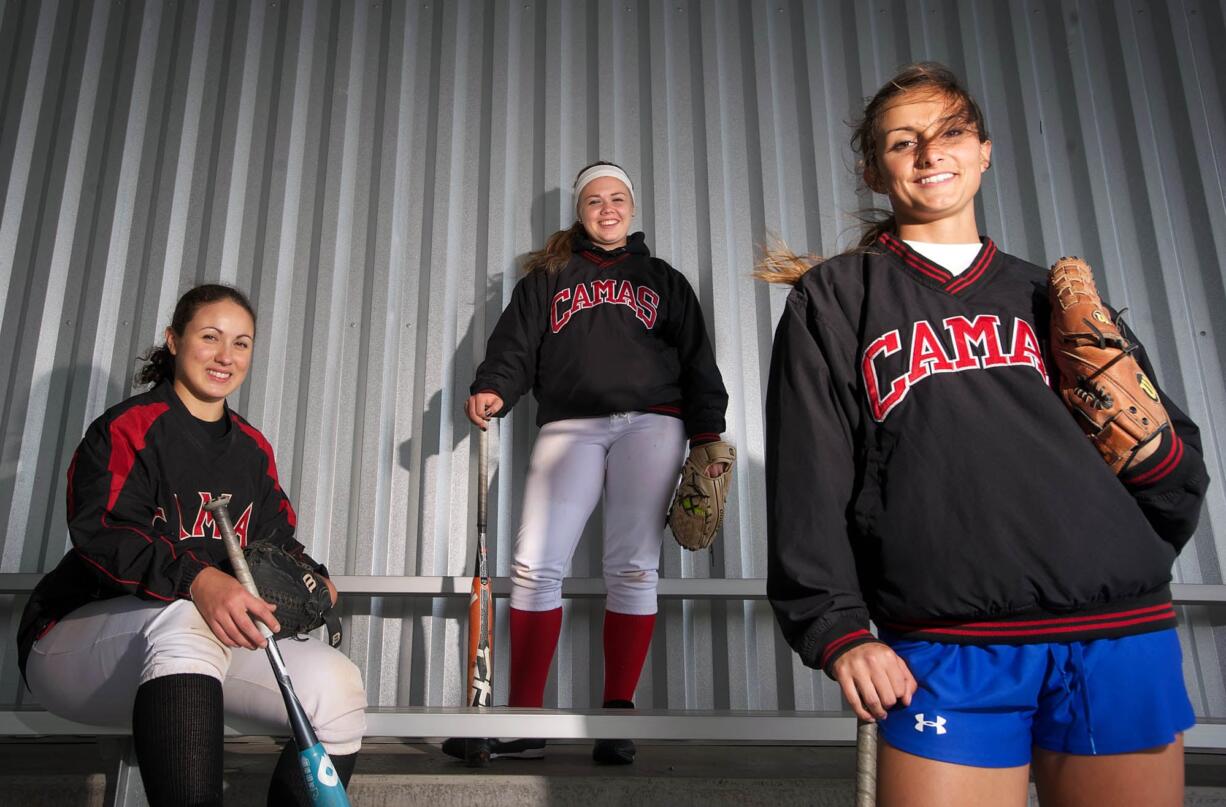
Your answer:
[0,0,1223,721]
[217,0,266,287]
[0,0,58,324]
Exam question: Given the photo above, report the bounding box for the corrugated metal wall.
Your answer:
[1,0,1223,718]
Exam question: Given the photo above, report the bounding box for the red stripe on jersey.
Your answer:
[100,510,176,558]
[878,233,999,295]
[891,601,1173,630]
[820,629,874,667]
[65,451,79,520]
[231,415,297,528]
[897,610,1175,639]
[106,403,171,510]
[946,240,997,294]
[581,250,632,270]
[878,233,951,283]
[73,547,175,602]
[1128,435,1184,486]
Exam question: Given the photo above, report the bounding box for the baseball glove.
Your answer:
[244,542,342,647]
[668,440,736,551]
[1048,256,1169,474]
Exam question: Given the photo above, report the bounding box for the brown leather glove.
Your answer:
[668,440,736,550]
[1048,256,1169,474]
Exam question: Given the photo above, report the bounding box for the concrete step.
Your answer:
[1,738,1224,806]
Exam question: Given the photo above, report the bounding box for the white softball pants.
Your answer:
[25,596,366,755]
[510,412,688,615]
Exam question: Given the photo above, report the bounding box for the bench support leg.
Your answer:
[101,738,149,807]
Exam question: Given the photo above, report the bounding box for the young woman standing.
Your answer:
[763,64,1208,806]
[450,161,729,765]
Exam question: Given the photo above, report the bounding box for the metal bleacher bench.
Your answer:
[1,575,1224,805]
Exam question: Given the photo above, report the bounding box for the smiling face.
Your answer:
[867,90,992,242]
[166,299,255,421]
[577,176,634,250]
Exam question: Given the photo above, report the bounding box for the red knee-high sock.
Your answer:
[601,610,657,705]
[508,607,564,708]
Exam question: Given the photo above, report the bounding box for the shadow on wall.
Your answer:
[386,188,559,706]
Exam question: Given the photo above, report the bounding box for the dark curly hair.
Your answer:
[135,284,256,387]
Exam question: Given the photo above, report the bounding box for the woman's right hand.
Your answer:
[465,392,504,429]
[831,642,917,722]
[189,566,280,650]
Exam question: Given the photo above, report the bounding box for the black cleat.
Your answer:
[464,737,491,767]
[592,737,636,765]
[593,699,637,764]
[442,737,546,765]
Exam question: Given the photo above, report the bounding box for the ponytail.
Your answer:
[523,221,586,274]
[135,283,255,387]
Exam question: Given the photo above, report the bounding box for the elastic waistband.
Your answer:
[880,587,1176,645]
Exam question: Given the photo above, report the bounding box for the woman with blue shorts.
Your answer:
[762,63,1209,806]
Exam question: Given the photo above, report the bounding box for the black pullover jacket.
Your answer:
[766,234,1209,676]
[17,381,326,676]
[472,232,728,442]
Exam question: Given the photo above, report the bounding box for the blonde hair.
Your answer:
[524,160,630,274]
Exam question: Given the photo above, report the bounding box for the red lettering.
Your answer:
[551,288,573,333]
[551,281,661,332]
[944,315,1007,369]
[188,492,219,538]
[230,503,252,547]
[1007,317,1047,376]
[179,493,252,543]
[572,282,594,310]
[635,286,659,329]
[906,321,956,385]
[866,316,1048,422]
[863,330,907,421]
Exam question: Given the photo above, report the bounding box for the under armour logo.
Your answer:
[914,713,947,735]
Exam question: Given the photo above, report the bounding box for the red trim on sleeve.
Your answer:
[231,415,297,528]
[99,511,176,558]
[819,628,874,668]
[106,403,170,510]
[1126,434,1183,486]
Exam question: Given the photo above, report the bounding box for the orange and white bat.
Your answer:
[467,426,494,707]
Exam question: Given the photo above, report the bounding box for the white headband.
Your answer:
[573,164,636,217]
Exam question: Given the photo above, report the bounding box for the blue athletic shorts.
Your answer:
[875,628,1195,768]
